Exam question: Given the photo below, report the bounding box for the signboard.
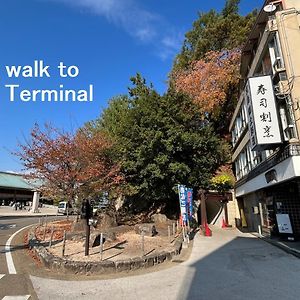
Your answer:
[178,185,193,225]
[245,75,282,150]
[276,213,293,234]
[187,188,193,219]
[178,184,187,224]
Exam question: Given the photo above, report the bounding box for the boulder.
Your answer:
[151,213,168,224]
[96,211,117,230]
[134,223,158,237]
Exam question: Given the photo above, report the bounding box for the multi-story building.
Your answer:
[230,0,300,238]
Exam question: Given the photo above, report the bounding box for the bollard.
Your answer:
[49,225,55,248]
[99,233,104,261]
[176,220,179,232]
[62,230,66,257]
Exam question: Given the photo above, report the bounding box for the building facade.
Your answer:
[230,0,300,238]
[0,171,41,212]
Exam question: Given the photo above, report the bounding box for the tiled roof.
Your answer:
[0,172,36,190]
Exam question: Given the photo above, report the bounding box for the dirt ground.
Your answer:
[35,220,179,262]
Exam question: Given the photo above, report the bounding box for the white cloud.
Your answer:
[44,0,183,60]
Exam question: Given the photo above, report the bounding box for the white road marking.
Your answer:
[0,274,5,280]
[2,296,31,300]
[5,224,33,274]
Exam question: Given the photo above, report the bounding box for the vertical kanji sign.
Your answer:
[245,75,282,150]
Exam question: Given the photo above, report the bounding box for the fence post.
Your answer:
[43,223,47,241]
[49,225,54,248]
[141,230,145,257]
[172,223,176,236]
[99,233,104,261]
[62,230,66,257]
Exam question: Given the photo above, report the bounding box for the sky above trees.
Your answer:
[0,0,262,171]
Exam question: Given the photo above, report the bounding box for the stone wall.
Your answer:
[28,228,184,275]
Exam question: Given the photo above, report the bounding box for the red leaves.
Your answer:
[16,124,123,200]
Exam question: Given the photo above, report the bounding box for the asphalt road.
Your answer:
[0,216,61,299]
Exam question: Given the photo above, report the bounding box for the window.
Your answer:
[234,143,263,180]
[232,100,248,147]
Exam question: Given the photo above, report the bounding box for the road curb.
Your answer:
[252,233,300,259]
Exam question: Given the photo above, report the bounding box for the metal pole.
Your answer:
[62,230,66,257]
[49,225,54,248]
[43,223,47,241]
[173,223,176,236]
[100,233,103,261]
[141,230,145,257]
[85,220,90,256]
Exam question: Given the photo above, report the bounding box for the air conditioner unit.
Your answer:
[273,56,284,70]
[274,80,289,95]
[284,125,295,140]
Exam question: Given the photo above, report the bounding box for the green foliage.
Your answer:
[91,74,229,213]
[173,0,257,70]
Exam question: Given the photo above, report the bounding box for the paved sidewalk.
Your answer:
[30,226,300,300]
[253,233,300,258]
[0,205,58,217]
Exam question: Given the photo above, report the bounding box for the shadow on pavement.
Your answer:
[179,233,300,300]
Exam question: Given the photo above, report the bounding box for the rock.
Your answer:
[96,212,117,230]
[71,219,86,232]
[82,230,117,248]
[151,213,168,224]
[134,223,157,237]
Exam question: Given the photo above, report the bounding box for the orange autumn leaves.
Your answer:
[173,49,241,119]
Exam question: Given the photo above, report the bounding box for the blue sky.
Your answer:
[0,0,263,171]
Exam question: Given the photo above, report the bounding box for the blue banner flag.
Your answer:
[187,188,193,220]
[178,184,187,225]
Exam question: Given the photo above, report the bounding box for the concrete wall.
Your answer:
[276,5,300,137]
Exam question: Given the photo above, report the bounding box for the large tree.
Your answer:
[88,74,229,215]
[172,49,241,138]
[173,0,257,70]
[16,124,122,204]
[170,0,257,162]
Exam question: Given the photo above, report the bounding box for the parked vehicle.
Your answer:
[57,201,74,215]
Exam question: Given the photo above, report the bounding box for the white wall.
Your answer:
[236,156,300,197]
